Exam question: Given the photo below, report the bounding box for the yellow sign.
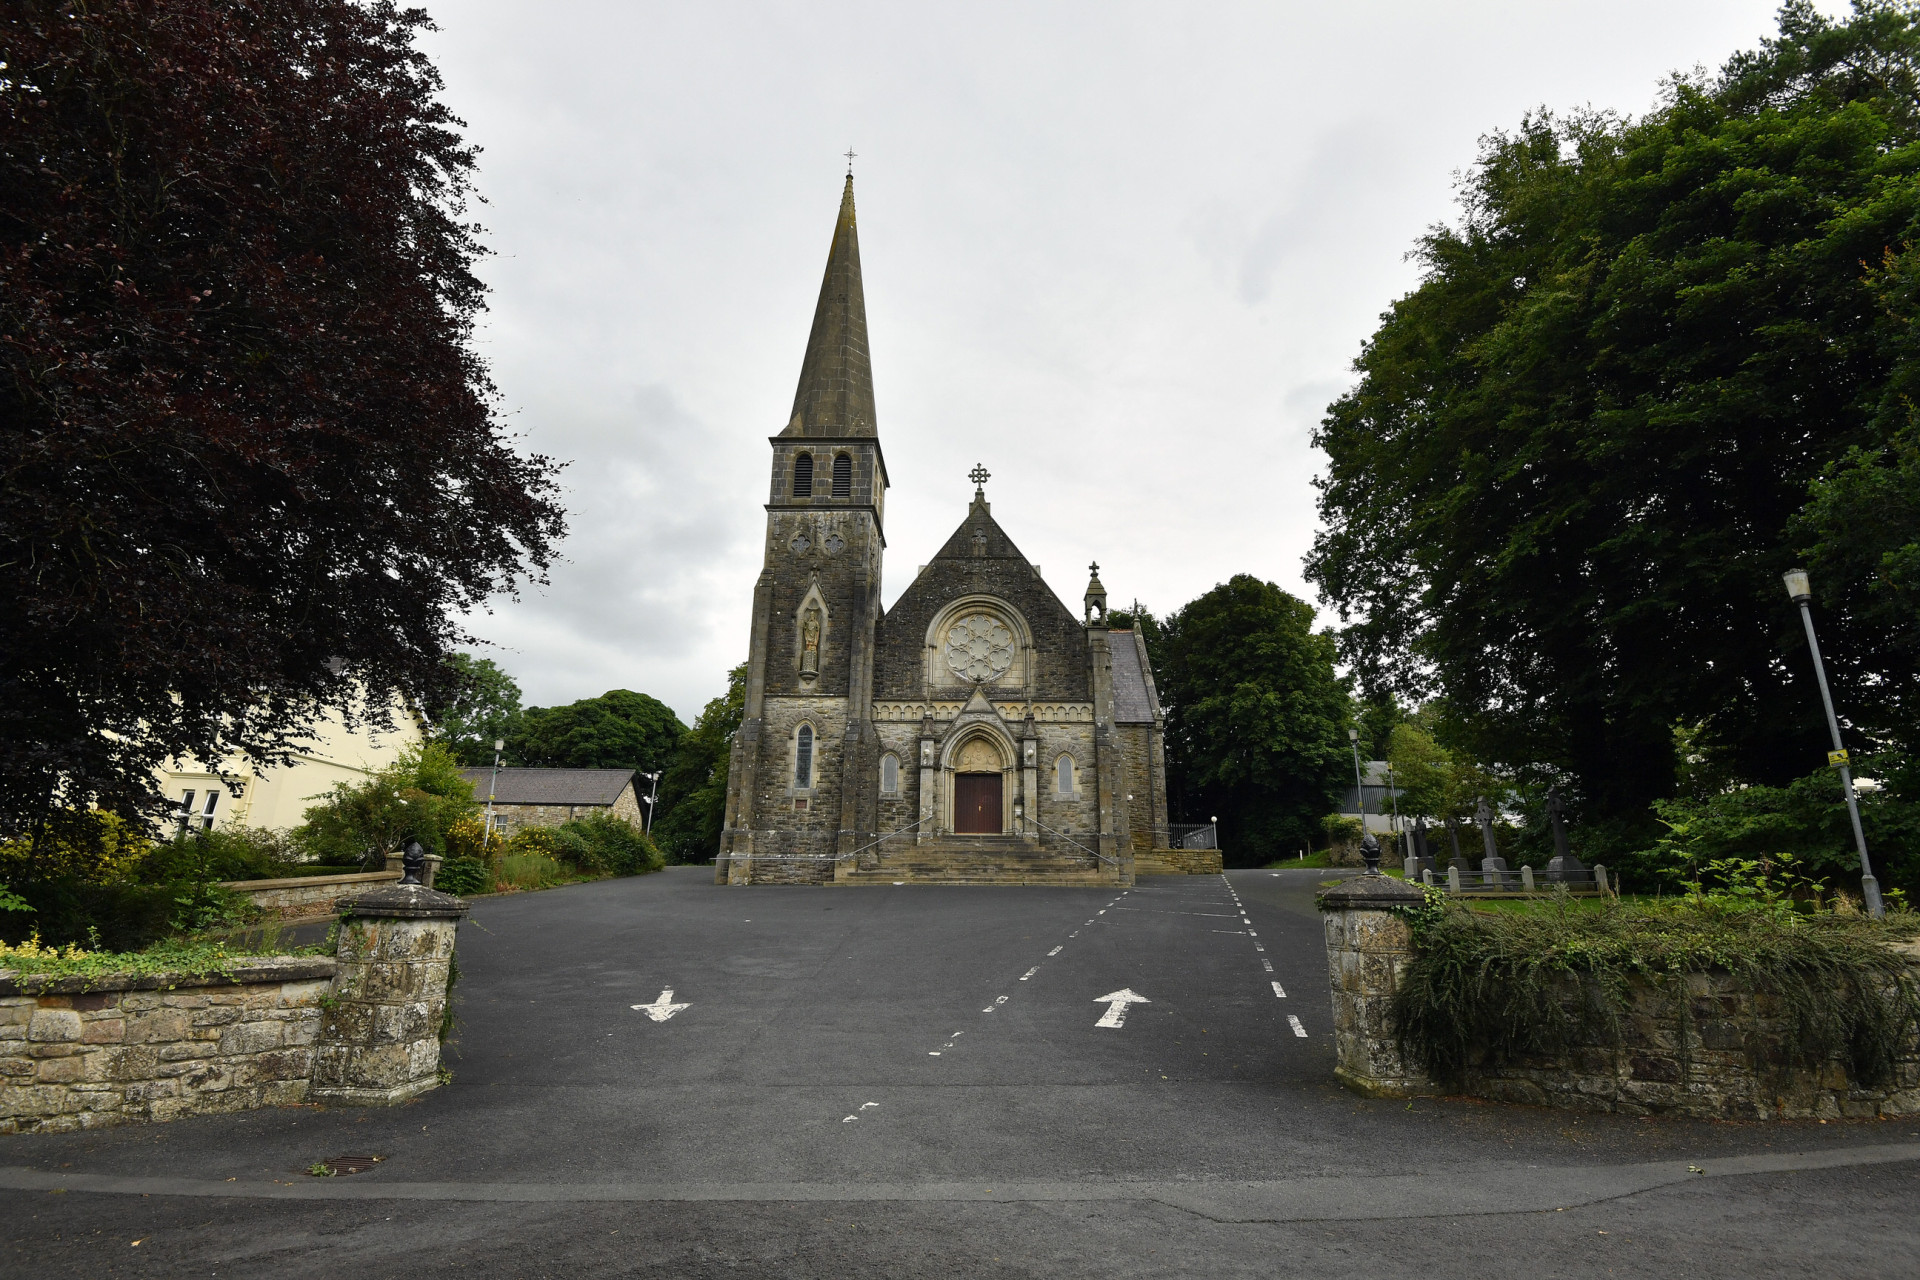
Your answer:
[1828,749,1850,767]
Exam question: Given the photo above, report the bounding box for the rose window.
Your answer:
[944,614,1015,683]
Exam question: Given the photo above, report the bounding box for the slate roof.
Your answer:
[1109,630,1160,724]
[458,767,634,807]
[780,173,877,439]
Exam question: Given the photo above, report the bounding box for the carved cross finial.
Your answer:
[968,463,990,491]
[844,146,858,173]
[1088,561,1100,576]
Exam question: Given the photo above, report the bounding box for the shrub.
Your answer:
[558,812,662,876]
[0,810,152,884]
[435,856,490,897]
[296,742,479,865]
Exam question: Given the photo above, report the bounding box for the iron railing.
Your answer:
[1153,823,1218,850]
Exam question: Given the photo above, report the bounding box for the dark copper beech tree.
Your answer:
[0,2,565,843]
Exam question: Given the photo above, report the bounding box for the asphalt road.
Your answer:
[4,867,1917,1278]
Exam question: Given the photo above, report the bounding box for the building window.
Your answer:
[831,452,852,497]
[881,753,900,795]
[795,724,814,789]
[178,787,220,832]
[1055,756,1075,797]
[793,452,814,497]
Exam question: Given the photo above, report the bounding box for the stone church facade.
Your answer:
[717,175,1209,886]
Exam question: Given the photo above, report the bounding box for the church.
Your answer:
[716,174,1217,886]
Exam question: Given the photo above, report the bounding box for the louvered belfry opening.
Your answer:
[831,452,852,497]
[792,452,813,497]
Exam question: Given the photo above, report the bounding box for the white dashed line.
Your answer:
[1019,967,1040,981]
[1271,981,1288,998]
[1261,959,1274,973]
[1287,1015,1308,1038]
[1048,946,1063,956]
[982,995,1009,1013]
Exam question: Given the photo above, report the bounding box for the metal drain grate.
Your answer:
[307,1155,384,1177]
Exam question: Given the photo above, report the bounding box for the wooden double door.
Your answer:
[953,772,1003,834]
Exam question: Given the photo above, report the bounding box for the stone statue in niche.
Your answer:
[800,607,822,677]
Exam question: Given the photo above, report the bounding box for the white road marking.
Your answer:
[1048,946,1063,956]
[1246,931,1258,938]
[1019,967,1040,981]
[1271,981,1288,998]
[860,1102,879,1110]
[1254,944,1266,953]
[1262,960,1274,973]
[1211,930,1246,935]
[630,989,692,1022]
[844,1116,857,1122]
[1287,1015,1308,1038]
[982,995,1009,1012]
[1093,988,1151,1029]
[928,1051,940,1055]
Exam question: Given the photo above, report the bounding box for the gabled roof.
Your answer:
[1108,630,1161,724]
[458,767,635,807]
[781,173,877,439]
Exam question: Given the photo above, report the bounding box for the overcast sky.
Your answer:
[417,0,1841,726]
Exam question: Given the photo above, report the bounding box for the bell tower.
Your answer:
[720,173,889,881]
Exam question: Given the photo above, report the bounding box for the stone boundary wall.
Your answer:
[1319,876,1920,1120]
[1135,849,1224,876]
[222,871,401,920]
[2,883,467,1134]
[1461,967,1920,1119]
[0,959,335,1133]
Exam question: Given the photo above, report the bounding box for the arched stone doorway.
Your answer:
[949,735,1007,834]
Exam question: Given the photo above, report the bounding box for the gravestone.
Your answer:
[1445,817,1468,873]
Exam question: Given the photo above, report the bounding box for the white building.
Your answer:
[154,700,425,834]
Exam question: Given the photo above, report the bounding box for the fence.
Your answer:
[1153,823,1218,850]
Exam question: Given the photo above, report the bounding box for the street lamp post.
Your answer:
[1385,758,1404,857]
[1782,568,1883,918]
[1348,727,1366,829]
[639,769,662,834]
[485,738,504,837]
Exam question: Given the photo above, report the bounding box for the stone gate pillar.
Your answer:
[311,883,467,1106]
[1318,875,1433,1097]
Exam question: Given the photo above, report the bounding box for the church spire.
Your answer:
[783,173,877,438]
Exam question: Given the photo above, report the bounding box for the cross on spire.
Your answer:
[844,146,857,173]
[968,463,990,491]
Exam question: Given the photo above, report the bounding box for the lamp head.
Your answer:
[1782,568,1812,604]
[493,738,505,752]
[1348,727,1359,743]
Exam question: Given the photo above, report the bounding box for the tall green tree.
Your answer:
[1157,576,1349,865]
[512,690,686,780]
[1308,1,1920,830]
[652,665,746,865]
[428,654,526,766]
[0,1,564,843]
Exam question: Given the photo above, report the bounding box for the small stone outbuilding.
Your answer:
[457,767,645,835]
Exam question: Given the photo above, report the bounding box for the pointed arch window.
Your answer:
[792,452,814,497]
[831,452,852,497]
[794,724,814,789]
[880,752,900,795]
[1055,755,1075,797]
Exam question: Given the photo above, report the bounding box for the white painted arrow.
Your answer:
[1093,988,1151,1029]
[631,988,691,1022]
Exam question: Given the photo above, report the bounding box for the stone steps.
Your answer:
[837,839,1123,886]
